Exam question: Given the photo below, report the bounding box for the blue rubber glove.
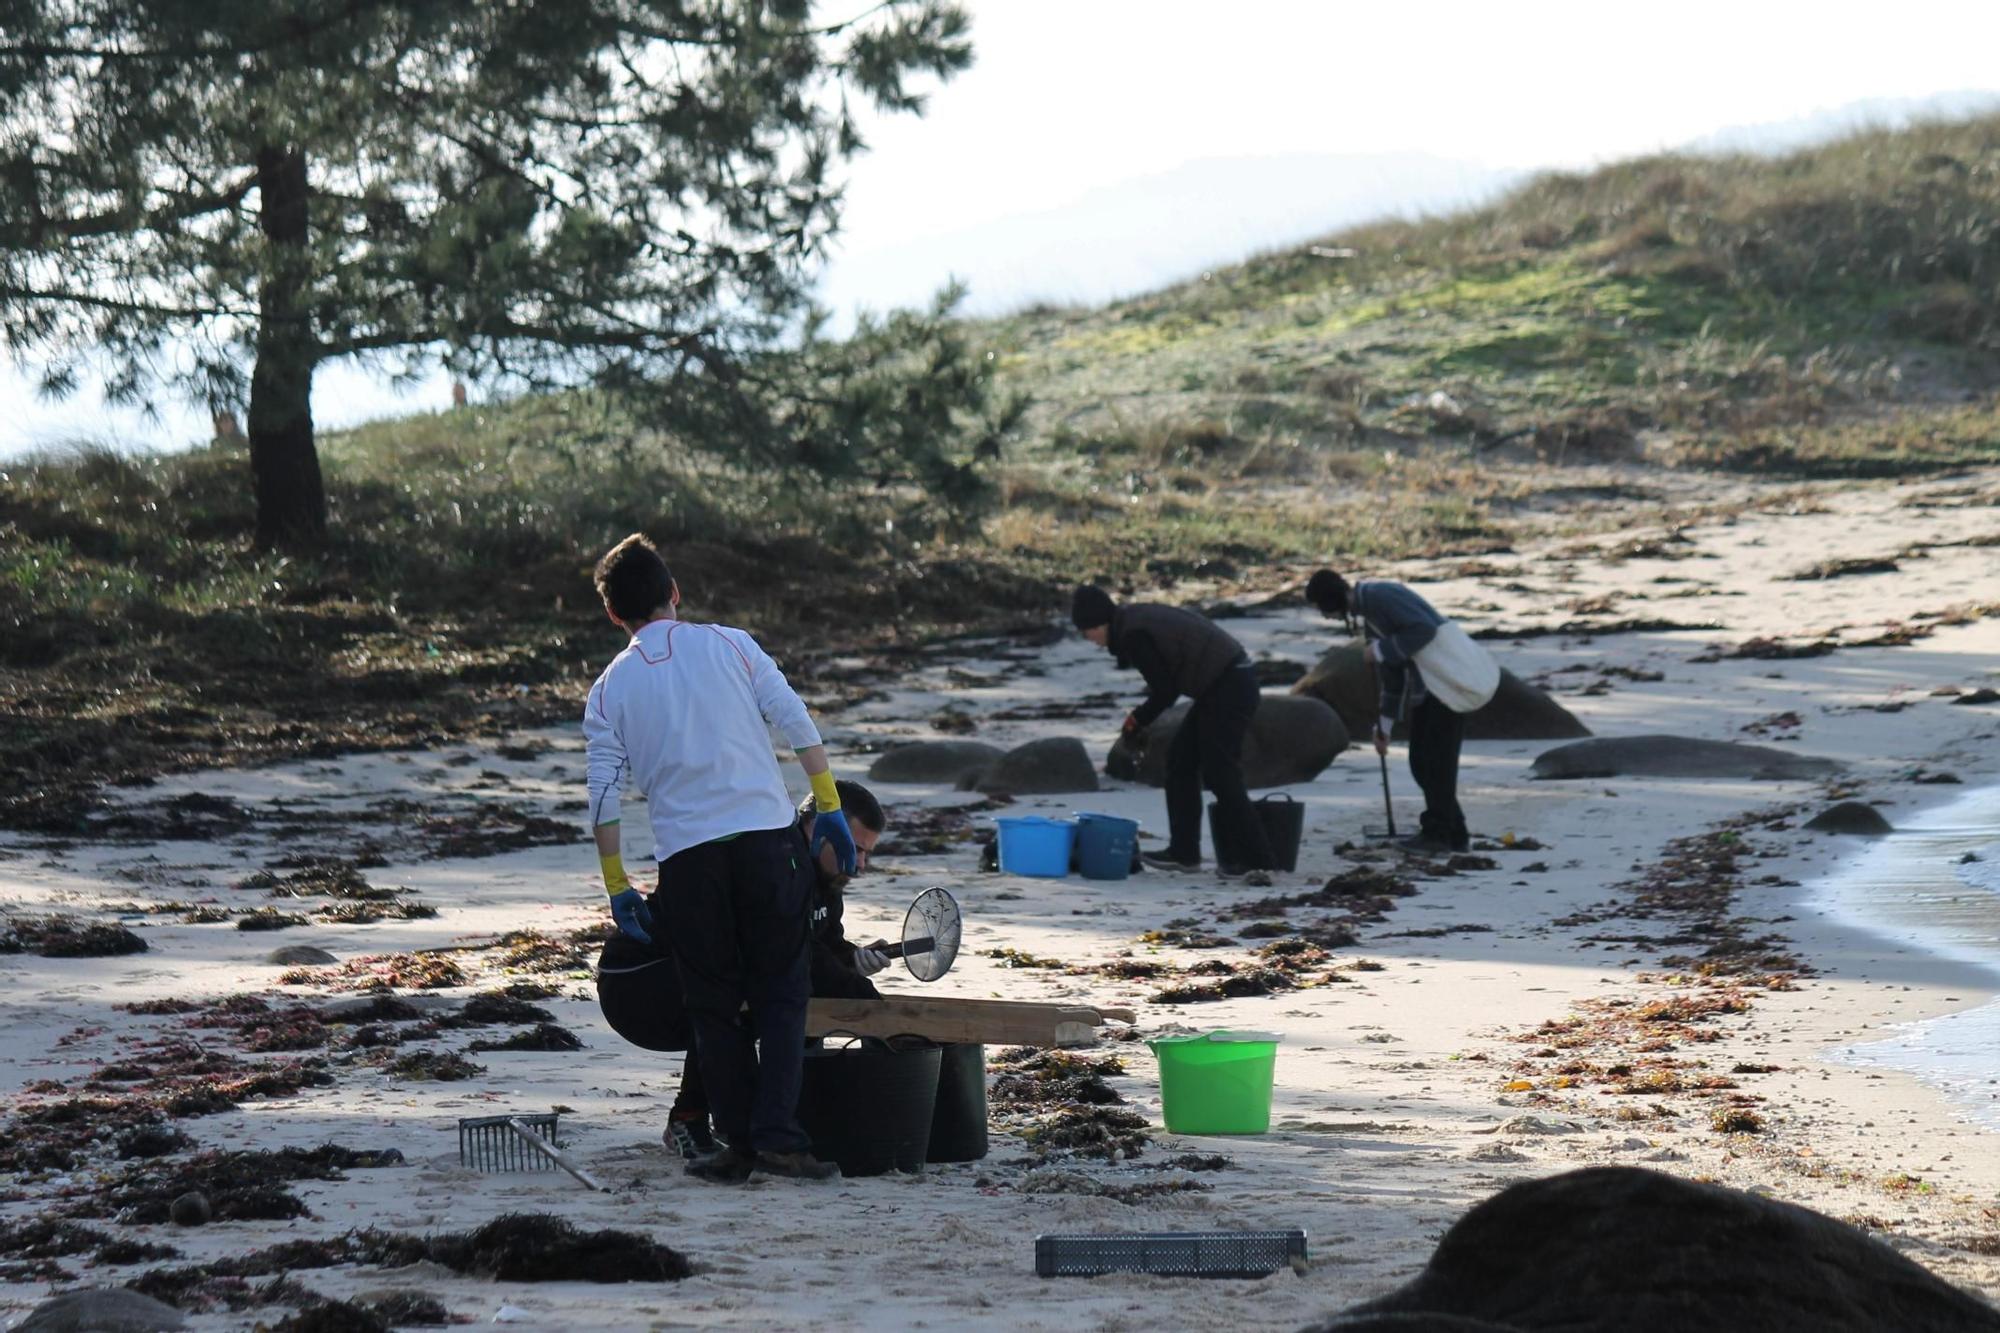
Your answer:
[608,888,655,946]
[812,808,858,876]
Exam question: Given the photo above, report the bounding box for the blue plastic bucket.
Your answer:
[1074,813,1138,881]
[995,816,1075,877]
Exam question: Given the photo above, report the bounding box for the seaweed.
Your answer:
[419,1213,689,1282]
[0,915,148,956]
[466,1023,583,1053]
[387,1050,485,1082]
[447,992,556,1026]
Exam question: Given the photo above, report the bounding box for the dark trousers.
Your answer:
[654,825,813,1155]
[1165,663,1276,869]
[1409,695,1467,845]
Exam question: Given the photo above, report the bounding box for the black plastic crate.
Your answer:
[1035,1228,1308,1278]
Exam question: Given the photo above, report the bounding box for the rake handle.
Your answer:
[507,1117,602,1191]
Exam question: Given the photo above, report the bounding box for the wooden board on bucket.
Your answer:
[807,995,1136,1048]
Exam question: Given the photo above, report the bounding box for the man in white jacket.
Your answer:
[583,533,856,1184]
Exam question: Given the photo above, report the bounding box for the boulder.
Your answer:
[866,741,1003,785]
[1805,801,1895,836]
[1307,1166,2000,1333]
[16,1288,188,1332]
[1105,694,1348,789]
[971,737,1098,795]
[1531,735,1843,781]
[1292,640,1588,741]
[266,945,338,966]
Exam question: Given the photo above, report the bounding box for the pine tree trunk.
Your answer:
[248,145,325,548]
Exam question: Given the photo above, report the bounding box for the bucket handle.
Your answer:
[1257,792,1298,807]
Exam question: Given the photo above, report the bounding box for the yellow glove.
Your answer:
[600,851,632,897]
[809,768,841,813]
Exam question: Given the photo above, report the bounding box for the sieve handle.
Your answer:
[882,935,934,960]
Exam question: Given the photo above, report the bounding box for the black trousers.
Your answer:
[1165,662,1276,869]
[654,824,813,1155]
[1408,694,1467,845]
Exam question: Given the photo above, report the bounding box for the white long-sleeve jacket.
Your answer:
[582,619,823,863]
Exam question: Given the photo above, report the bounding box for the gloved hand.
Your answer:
[812,807,858,876]
[853,940,892,976]
[1122,711,1148,751]
[1363,640,1379,665]
[608,887,655,946]
[1374,717,1393,757]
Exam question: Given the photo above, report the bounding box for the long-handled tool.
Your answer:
[1361,651,1398,842]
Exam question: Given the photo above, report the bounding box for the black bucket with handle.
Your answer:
[1208,792,1305,872]
[797,1037,942,1176]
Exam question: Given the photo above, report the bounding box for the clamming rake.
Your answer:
[458,1114,602,1190]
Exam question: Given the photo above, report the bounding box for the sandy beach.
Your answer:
[4,462,2000,1331]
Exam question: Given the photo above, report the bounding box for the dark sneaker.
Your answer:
[665,1116,718,1162]
[685,1146,754,1184]
[752,1150,842,1182]
[1141,851,1201,872]
[1398,832,1453,855]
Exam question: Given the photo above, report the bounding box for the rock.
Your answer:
[1951,687,2000,706]
[1105,694,1349,788]
[1293,640,1589,741]
[1530,735,1843,781]
[970,737,1098,795]
[1309,1167,2000,1333]
[1805,801,1895,836]
[169,1191,211,1226]
[16,1288,188,1331]
[266,945,338,966]
[866,741,1004,785]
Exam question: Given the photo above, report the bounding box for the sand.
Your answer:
[3,464,1999,1330]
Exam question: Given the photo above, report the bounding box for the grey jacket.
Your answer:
[1353,579,1445,723]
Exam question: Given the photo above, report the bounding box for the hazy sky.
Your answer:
[7,0,2000,457]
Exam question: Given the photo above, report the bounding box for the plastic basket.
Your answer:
[995,816,1075,877]
[1073,812,1139,881]
[1149,1031,1278,1134]
[1035,1229,1307,1278]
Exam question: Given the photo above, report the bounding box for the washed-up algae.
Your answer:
[466,1023,582,1053]
[0,914,148,956]
[989,1048,1150,1160]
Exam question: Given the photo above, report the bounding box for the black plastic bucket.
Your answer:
[927,1042,989,1163]
[1208,793,1305,872]
[594,934,693,1053]
[797,1039,942,1176]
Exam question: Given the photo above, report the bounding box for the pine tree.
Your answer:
[0,0,975,546]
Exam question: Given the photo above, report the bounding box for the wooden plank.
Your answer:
[807,995,1130,1048]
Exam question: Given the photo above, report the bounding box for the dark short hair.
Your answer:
[799,779,885,833]
[1306,568,1349,616]
[1071,584,1115,630]
[595,533,673,623]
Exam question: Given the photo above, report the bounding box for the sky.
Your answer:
[6,0,2000,459]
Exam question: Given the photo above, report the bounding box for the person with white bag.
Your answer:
[1306,569,1499,853]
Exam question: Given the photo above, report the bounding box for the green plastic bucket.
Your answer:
[1149,1031,1278,1135]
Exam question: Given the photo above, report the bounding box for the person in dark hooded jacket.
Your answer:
[1072,585,1276,875]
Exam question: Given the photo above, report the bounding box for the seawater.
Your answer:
[1812,783,2000,1131]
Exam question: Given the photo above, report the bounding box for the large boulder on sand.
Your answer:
[1532,735,1843,781]
[1105,694,1347,788]
[1805,801,1895,836]
[17,1288,188,1332]
[1292,640,1589,741]
[1306,1166,2000,1333]
[867,741,1003,785]
[971,737,1099,795]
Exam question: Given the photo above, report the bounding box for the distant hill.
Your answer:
[981,111,2000,478]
